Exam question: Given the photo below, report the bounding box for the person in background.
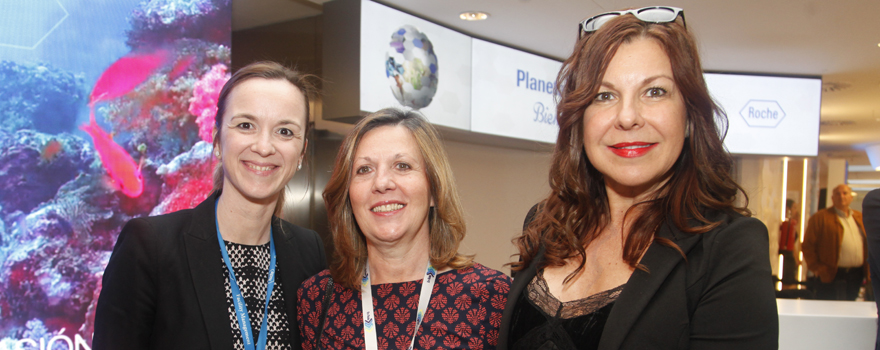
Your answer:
[864,188,880,349]
[93,61,326,350]
[779,199,800,287]
[297,108,511,350]
[803,184,867,300]
[497,6,777,349]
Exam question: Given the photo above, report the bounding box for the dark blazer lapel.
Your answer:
[273,219,303,345]
[497,246,544,350]
[598,221,703,350]
[184,192,235,349]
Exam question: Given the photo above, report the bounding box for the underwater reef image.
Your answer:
[0,0,231,348]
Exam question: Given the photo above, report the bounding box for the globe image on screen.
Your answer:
[386,25,438,109]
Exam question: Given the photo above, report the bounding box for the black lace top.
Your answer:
[508,271,623,350]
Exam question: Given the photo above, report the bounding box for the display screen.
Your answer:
[359,0,472,130]
[0,0,231,347]
[705,73,822,156]
[470,39,561,143]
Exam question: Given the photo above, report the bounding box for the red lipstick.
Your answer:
[609,142,657,158]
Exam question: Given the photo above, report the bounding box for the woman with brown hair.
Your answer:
[497,7,777,350]
[93,61,327,350]
[297,108,510,350]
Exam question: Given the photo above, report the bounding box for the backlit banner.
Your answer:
[359,0,472,130]
[471,39,561,143]
[705,73,821,156]
[0,0,231,348]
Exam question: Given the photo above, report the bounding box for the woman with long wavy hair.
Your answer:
[497,7,777,350]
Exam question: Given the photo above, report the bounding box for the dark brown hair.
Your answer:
[512,14,749,276]
[324,108,473,290]
[211,61,318,215]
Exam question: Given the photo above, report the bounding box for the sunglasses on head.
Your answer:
[578,6,685,39]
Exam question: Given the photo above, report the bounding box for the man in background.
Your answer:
[803,184,867,300]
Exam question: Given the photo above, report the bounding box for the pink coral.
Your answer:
[157,160,215,214]
[189,63,229,142]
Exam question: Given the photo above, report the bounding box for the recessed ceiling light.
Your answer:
[460,11,489,21]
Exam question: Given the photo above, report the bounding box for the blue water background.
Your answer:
[0,0,141,132]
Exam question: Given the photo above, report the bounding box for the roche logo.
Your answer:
[739,100,786,128]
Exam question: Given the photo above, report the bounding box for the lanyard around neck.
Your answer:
[361,261,436,350]
[215,199,277,350]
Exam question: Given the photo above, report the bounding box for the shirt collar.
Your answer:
[834,207,852,218]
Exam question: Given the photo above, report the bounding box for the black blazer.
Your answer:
[498,209,778,350]
[92,191,327,350]
[863,188,880,350]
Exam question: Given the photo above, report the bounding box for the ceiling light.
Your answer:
[460,11,489,21]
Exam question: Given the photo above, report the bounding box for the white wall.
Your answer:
[444,140,552,274]
[737,157,785,277]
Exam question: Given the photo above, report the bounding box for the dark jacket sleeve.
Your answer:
[689,217,778,349]
[864,190,880,303]
[802,211,831,280]
[92,218,159,350]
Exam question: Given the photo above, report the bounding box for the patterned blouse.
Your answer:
[297,263,512,350]
[222,240,291,350]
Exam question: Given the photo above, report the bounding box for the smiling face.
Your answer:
[348,125,434,248]
[582,36,687,198]
[216,77,307,205]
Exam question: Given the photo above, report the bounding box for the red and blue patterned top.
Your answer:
[297,263,511,350]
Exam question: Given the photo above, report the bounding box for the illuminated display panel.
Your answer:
[359,0,472,130]
[0,0,231,347]
[470,39,561,143]
[705,73,821,156]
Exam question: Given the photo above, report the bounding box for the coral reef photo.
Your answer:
[0,0,231,348]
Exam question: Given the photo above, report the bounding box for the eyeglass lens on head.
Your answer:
[579,6,683,38]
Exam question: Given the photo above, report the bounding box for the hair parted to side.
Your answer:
[324,107,473,290]
[512,14,750,276]
[211,61,318,216]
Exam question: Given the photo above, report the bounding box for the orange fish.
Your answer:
[41,140,63,161]
[80,114,144,197]
[90,50,170,105]
[81,50,169,198]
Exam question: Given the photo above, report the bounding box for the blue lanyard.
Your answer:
[215,199,277,350]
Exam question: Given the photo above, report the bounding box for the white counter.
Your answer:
[778,299,877,349]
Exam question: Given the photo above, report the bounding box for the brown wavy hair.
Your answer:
[512,14,749,277]
[324,108,473,290]
[211,61,318,216]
